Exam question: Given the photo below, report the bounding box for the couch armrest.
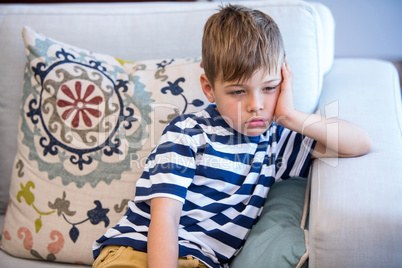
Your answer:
[309,58,402,267]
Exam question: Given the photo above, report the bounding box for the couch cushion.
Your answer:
[0,0,330,215]
[0,26,207,265]
[308,2,335,75]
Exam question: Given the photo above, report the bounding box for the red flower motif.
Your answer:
[57,81,103,128]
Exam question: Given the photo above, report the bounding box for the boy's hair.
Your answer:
[202,4,285,87]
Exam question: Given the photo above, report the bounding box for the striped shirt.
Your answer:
[93,104,316,267]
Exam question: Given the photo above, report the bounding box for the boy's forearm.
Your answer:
[148,217,178,267]
[148,197,183,268]
[278,110,372,157]
[280,110,335,145]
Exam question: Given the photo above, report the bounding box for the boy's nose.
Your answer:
[246,93,264,113]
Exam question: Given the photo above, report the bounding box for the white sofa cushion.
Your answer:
[308,2,335,75]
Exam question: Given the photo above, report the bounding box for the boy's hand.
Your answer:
[274,56,296,125]
[273,57,372,158]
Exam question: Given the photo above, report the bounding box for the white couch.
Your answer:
[0,1,401,267]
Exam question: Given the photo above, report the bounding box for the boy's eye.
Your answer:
[263,86,278,92]
[231,90,245,95]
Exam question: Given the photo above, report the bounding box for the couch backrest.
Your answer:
[0,0,334,214]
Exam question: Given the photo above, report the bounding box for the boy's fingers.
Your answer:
[281,61,287,76]
[281,62,291,82]
[282,59,293,81]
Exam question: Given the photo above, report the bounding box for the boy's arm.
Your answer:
[148,197,183,268]
[275,57,372,158]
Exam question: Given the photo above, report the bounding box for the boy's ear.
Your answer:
[200,74,215,103]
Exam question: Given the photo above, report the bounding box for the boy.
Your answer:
[92,4,371,268]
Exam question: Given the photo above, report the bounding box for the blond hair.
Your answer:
[202,4,285,87]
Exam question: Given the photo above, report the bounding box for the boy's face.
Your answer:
[201,68,282,137]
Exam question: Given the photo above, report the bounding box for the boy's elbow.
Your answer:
[363,134,373,155]
[340,131,372,158]
[355,131,372,157]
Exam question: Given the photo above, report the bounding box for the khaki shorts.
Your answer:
[93,245,209,268]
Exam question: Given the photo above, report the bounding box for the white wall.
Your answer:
[306,0,402,61]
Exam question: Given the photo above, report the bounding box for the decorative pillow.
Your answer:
[0,26,207,264]
[231,177,309,268]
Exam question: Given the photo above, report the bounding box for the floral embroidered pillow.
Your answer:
[0,26,207,264]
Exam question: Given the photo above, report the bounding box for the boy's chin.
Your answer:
[242,128,268,137]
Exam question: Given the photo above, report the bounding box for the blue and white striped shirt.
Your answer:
[93,104,316,267]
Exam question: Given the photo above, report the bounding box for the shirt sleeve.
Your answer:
[274,125,316,180]
[134,119,198,204]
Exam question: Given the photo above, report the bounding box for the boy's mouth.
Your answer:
[245,117,269,128]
